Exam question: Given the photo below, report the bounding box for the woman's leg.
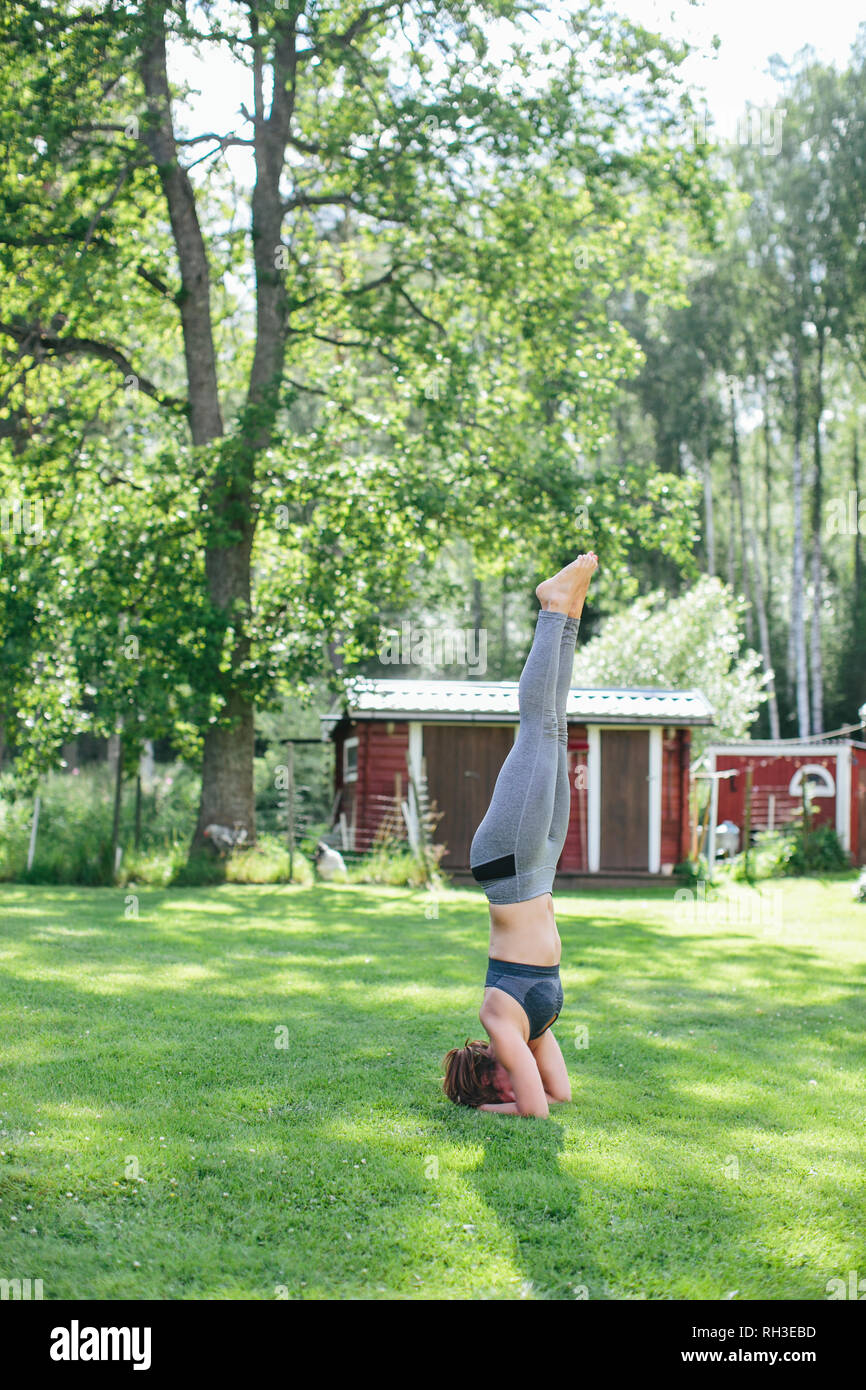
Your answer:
[470,555,596,903]
[545,615,579,860]
[544,556,595,858]
[470,608,568,901]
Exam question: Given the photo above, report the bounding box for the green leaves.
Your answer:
[0,0,720,802]
[579,576,767,755]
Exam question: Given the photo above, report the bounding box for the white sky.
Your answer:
[626,0,863,130]
[177,0,865,147]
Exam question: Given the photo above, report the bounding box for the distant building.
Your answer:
[322,679,714,879]
[705,738,866,865]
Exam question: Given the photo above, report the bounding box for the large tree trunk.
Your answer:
[849,426,866,725]
[140,7,224,450]
[726,485,736,592]
[191,11,298,847]
[140,5,260,851]
[499,569,509,678]
[791,349,811,736]
[809,332,825,733]
[747,520,781,739]
[141,4,299,851]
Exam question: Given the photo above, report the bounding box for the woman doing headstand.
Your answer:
[442,553,598,1117]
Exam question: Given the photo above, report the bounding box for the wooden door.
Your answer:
[600,729,649,870]
[858,768,866,866]
[423,724,514,867]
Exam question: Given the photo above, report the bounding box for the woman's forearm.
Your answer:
[478,1100,551,1117]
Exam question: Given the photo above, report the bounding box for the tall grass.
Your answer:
[0,764,434,888]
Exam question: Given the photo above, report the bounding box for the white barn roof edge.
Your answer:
[322,677,715,728]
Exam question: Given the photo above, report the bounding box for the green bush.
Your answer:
[782,821,850,874]
[674,856,713,886]
[730,823,850,881]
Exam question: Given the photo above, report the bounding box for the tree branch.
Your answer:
[0,320,188,412]
[135,264,175,300]
[394,283,446,333]
[301,2,406,60]
[282,190,358,214]
[176,132,255,147]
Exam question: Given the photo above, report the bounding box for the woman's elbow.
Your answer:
[547,1087,572,1104]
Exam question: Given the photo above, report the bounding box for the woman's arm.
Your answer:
[529,1029,572,1103]
[484,1020,550,1117]
[478,1094,565,1113]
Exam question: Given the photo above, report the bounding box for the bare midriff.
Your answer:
[488,893,561,967]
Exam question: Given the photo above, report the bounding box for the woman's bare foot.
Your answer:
[567,552,598,620]
[536,553,598,616]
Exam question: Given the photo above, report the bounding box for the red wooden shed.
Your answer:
[705,738,866,865]
[322,679,714,879]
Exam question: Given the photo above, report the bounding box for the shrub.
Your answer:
[730,823,850,880]
[779,821,850,875]
[674,857,713,886]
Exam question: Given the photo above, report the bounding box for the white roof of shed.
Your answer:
[325,678,714,727]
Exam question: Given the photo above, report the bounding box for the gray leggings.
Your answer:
[469,609,578,904]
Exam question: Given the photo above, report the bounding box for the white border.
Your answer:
[706,742,852,756]
[407,722,423,848]
[587,725,601,872]
[648,727,662,873]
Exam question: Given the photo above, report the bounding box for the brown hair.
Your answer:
[442,1039,501,1107]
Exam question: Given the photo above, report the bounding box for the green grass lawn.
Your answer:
[0,875,864,1300]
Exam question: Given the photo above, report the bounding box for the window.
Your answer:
[343,736,358,784]
[788,764,835,798]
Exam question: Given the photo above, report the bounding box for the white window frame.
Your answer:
[343,736,359,784]
[788,763,835,799]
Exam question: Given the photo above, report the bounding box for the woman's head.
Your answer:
[442,1038,513,1107]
